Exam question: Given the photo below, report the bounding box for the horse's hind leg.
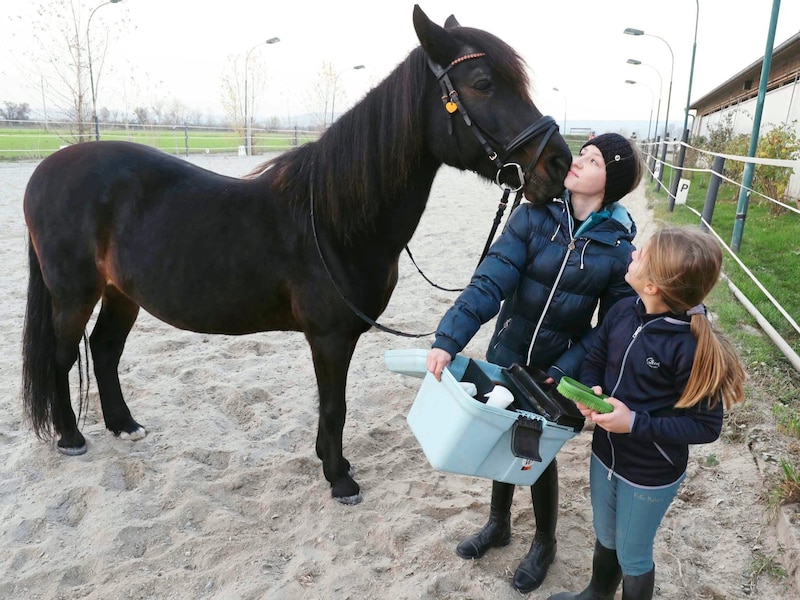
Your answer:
[22,240,97,455]
[51,303,97,455]
[89,286,146,440]
[308,331,361,505]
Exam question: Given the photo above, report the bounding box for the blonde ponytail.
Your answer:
[674,313,745,409]
[640,228,746,410]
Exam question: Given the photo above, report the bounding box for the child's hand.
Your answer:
[575,386,605,418]
[427,348,452,381]
[590,397,632,433]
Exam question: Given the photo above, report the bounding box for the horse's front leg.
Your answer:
[307,331,361,505]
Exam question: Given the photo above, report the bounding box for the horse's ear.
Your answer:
[413,4,461,66]
[444,15,461,29]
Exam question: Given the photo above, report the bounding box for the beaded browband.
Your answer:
[449,52,486,66]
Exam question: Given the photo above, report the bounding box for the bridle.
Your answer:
[426,53,558,195]
[425,52,559,265]
[311,50,561,338]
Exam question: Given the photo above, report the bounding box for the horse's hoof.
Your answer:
[118,425,147,441]
[334,493,363,506]
[57,442,87,456]
[331,476,361,504]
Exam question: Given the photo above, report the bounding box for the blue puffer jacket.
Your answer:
[432,191,637,378]
[580,296,724,486]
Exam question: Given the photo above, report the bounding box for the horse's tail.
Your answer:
[22,238,59,439]
[22,239,90,441]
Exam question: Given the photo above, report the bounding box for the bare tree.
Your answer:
[0,101,32,121]
[133,106,149,125]
[307,61,336,129]
[219,55,245,137]
[26,0,127,141]
[219,52,273,139]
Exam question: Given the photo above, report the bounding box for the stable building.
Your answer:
[690,31,800,201]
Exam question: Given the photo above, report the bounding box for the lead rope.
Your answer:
[310,180,435,338]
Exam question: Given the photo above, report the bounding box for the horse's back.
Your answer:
[26,142,220,208]
[23,142,306,333]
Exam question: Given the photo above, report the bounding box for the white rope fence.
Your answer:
[639,139,800,369]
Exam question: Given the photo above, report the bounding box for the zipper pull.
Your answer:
[607,468,613,481]
[568,240,576,251]
[631,325,642,339]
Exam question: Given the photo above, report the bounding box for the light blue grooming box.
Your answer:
[384,349,580,486]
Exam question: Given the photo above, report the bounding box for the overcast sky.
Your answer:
[2,0,798,128]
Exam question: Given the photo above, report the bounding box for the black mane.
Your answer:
[250,26,529,241]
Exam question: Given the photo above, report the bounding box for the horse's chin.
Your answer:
[523,169,565,204]
[523,185,564,205]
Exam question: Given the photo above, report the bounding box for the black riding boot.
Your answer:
[456,480,514,559]
[513,459,559,593]
[547,540,622,600]
[622,566,655,600]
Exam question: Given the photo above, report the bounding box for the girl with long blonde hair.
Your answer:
[549,227,745,600]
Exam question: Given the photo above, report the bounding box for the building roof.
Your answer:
[690,31,800,116]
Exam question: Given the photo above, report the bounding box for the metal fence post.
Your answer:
[657,137,668,192]
[732,0,780,253]
[649,135,659,183]
[701,155,725,232]
[668,129,689,211]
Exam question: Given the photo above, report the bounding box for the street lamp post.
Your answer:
[624,80,654,142]
[87,0,123,142]
[669,0,700,211]
[552,87,567,136]
[627,58,663,181]
[626,59,663,146]
[624,27,674,192]
[330,65,365,125]
[244,37,280,156]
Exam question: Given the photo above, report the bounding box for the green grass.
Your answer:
[766,459,800,512]
[748,548,788,582]
[648,167,800,355]
[564,133,589,155]
[0,127,319,160]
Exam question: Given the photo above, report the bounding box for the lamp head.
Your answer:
[552,86,560,92]
[110,0,122,3]
[625,80,637,85]
[353,65,365,70]
[266,37,280,44]
[624,28,644,36]
[627,59,642,65]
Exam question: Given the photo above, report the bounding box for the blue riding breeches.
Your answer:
[589,453,685,575]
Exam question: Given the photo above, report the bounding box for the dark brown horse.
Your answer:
[22,6,570,504]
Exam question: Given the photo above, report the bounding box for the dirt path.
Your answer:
[0,157,796,599]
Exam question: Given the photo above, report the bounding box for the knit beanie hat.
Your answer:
[581,133,640,204]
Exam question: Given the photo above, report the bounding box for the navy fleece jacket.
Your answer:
[581,296,724,486]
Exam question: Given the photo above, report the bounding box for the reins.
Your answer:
[311,50,560,338]
[310,181,435,338]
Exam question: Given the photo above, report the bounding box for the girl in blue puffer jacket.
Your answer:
[548,228,745,600]
[427,133,643,594]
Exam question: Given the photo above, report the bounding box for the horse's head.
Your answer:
[413,5,571,204]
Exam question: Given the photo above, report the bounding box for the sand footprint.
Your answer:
[45,488,89,527]
[99,459,146,492]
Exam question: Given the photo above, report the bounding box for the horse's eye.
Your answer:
[473,78,492,92]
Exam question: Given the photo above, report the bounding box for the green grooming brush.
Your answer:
[557,377,614,414]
